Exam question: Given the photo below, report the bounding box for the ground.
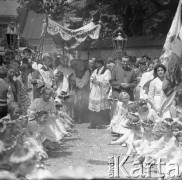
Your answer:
[46,123,133,178]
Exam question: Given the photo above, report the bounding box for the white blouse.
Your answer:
[148,77,167,111]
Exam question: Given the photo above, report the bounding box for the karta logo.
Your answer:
[108,156,182,178]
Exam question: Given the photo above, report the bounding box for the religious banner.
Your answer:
[163,0,182,52]
[46,18,101,48]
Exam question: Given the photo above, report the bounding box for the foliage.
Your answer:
[18,0,68,21]
[19,0,179,38]
[68,0,179,38]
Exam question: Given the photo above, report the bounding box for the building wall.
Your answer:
[78,46,163,60]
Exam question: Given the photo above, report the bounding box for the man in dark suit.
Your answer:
[110,56,138,100]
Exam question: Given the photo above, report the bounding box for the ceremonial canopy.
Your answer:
[45,18,101,49]
[22,11,101,49]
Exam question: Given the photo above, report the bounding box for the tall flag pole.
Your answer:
[160,0,182,65]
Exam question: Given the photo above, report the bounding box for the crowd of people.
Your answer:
[0,47,182,178]
[107,55,182,177]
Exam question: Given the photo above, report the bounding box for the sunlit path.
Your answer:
[46,123,131,178]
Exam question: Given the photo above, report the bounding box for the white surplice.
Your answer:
[39,66,54,88]
[88,66,111,112]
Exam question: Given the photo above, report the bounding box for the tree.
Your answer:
[68,0,179,38]
[18,0,68,21]
[19,0,179,38]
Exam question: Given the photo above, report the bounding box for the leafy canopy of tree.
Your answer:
[18,0,68,21]
[21,0,179,38]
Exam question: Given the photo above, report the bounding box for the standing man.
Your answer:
[110,56,137,100]
[88,58,96,75]
[75,60,90,124]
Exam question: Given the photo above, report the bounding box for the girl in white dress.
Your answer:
[110,112,143,165]
[24,110,48,159]
[139,118,176,165]
[148,64,168,116]
[138,99,160,123]
[107,92,131,134]
[166,131,182,175]
[134,118,155,156]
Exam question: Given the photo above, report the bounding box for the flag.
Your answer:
[160,0,182,113]
[163,0,182,52]
[160,87,178,116]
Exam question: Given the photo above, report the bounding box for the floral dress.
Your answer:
[16,75,31,114]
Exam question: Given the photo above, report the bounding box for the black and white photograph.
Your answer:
[0,0,182,179]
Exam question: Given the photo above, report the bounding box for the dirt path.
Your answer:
[46,123,133,178]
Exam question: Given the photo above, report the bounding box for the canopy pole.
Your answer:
[17,23,20,62]
[37,15,48,63]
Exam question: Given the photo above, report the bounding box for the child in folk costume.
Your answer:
[9,147,37,179]
[133,119,155,158]
[28,88,68,146]
[110,112,143,165]
[138,118,176,165]
[54,97,74,132]
[166,131,182,175]
[24,110,49,159]
[53,71,74,129]
[107,92,131,134]
[138,99,160,123]
[0,102,27,135]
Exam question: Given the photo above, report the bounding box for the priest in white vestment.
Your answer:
[88,58,111,129]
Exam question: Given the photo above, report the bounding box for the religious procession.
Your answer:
[1,0,182,179]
